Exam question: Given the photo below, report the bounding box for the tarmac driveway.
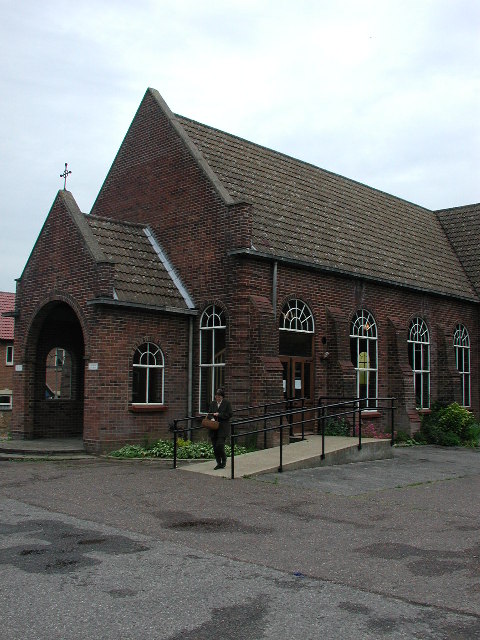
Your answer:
[0,445,479,639]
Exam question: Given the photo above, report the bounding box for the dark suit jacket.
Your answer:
[208,398,233,439]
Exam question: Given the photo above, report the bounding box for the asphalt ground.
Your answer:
[0,445,479,639]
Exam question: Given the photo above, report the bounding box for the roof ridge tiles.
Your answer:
[436,202,480,214]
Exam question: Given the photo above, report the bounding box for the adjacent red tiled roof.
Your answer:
[0,292,15,340]
[176,115,478,302]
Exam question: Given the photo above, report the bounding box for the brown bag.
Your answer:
[201,417,220,431]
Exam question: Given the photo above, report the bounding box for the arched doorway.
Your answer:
[33,302,85,438]
[279,299,314,436]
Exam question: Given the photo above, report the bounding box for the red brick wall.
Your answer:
[82,306,190,453]
[203,255,478,434]
[91,89,252,307]
[12,193,102,441]
[12,192,189,451]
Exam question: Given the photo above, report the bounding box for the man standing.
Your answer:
[208,388,233,469]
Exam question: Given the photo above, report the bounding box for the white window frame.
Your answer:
[279,299,314,333]
[199,305,226,413]
[408,318,430,409]
[132,342,165,405]
[350,309,378,410]
[6,344,13,366]
[0,392,12,410]
[453,324,471,407]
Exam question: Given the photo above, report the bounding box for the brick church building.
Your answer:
[10,88,480,452]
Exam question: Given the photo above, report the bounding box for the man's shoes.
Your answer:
[214,464,222,470]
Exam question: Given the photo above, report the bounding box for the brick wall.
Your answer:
[91,89,252,308]
[11,192,194,451]
[194,253,478,434]
[11,192,102,441]
[82,306,190,453]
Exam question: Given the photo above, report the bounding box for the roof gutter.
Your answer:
[87,297,198,316]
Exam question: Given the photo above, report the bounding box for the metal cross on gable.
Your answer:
[60,162,72,189]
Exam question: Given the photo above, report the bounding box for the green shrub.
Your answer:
[419,402,480,447]
[323,418,351,436]
[395,430,419,446]
[395,430,412,443]
[108,438,253,459]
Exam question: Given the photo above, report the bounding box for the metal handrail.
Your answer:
[170,397,308,454]
[170,397,307,468]
[171,396,396,476]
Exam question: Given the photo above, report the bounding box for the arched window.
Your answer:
[350,310,378,409]
[408,318,430,409]
[45,347,72,400]
[199,305,226,412]
[132,342,164,405]
[280,299,314,333]
[453,324,471,407]
[279,300,314,400]
[279,299,314,357]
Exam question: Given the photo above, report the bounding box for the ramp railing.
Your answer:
[171,396,396,478]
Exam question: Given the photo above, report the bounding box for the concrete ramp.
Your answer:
[178,435,393,478]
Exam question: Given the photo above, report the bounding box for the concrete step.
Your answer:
[0,438,90,460]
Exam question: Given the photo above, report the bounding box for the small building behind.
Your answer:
[0,291,15,433]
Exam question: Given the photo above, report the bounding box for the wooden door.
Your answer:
[281,357,314,435]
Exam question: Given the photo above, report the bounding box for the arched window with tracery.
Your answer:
[453,324,471,407]
[408,318,430,409]
[132,342,164,405]
[279,299,314,400]
[199,305,226,412]
[350,310,378,409]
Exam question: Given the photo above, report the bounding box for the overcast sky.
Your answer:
[1,0,479,293]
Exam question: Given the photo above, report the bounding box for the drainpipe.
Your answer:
[272,260,278,319]
[188,316,193,438]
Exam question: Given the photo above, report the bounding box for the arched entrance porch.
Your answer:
[31,302,85,438]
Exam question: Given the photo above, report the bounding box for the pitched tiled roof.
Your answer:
[0,292,15,340]
[86,216,193,310]
[176,115,477,302]
[436,203,480,296]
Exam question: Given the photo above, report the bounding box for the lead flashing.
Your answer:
[144,226,195,310]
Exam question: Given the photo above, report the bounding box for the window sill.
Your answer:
[416,409,431,415]
[360,411,381,418]
[129,404,168,413]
